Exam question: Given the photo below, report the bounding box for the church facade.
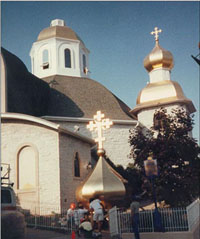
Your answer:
[29,19,138,167]
[1,20,195,212]
[1,113,94,213]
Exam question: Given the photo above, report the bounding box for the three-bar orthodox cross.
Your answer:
[151,27,162,42]
[87,111,113,152]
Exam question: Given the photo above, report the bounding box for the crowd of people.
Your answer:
[61,195,143,239]
[60,196,105,238]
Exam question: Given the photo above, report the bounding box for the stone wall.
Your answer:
[1,120,60,211]
[59,133,92,210]
[1,117,93,213]
[137,104,188,129]
[57,121,136,167]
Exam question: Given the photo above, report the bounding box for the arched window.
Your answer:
[17,146,36,190]
[42,49,49,69]
[64,49,71,68]
[74,152,80,177]
[153,113,160,130]
[83,54,86,72]
[153,109,166,130]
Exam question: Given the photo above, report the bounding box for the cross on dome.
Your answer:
[87,111,113,152]
[151,27,162,42]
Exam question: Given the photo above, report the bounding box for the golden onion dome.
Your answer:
[131,80,196,115]
[76,156,126,205]
[144,42,174,72]
[131,27,196,116]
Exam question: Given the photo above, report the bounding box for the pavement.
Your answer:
[25,227,111,239]
[25,228,69,239]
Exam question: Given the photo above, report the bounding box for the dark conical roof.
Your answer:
[42,75,135,120]
[1,47,50,116]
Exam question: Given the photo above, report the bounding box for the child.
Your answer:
[79,214,93,238]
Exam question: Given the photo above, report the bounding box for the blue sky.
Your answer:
[1,1,199,140]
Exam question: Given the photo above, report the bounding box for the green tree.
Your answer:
[129,107,200,207]
[105,158,144,207]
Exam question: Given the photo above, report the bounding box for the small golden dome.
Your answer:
[144,43,174,72]
[37,19,85,45]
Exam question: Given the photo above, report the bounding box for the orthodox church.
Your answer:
[1,20,195,212]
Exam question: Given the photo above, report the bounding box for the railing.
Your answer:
[109,206,120,236]
[19,199,200,237]
[186,198,200,231]
[109,200,200,237]
[110,207,188,235]
[19,206,81,233]
[161,207,188,232]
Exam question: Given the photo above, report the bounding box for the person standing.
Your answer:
[89,196,104,236]
[130,196,141,239]
[67,203,76,228]
[76,204,88,226]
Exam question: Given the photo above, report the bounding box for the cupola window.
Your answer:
[64,49,71,68]
[74,152,80,177]
[83,54,86,73]
[153,114,162,130]
[42,49,49,69]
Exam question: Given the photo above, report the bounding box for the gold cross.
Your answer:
[151,27,162,42]
[87,111,113,150]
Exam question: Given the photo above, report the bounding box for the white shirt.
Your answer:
[77,208,88,220]
[79,221,92,231]
[89,199,102,212]
[67,208,74,220]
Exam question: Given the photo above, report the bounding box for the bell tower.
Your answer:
[131,27,195,129]
[30,19,90,79]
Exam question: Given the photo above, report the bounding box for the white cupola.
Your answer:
[30,19,90,79]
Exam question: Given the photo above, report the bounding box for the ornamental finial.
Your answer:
[151,27,162,43]
[87,111,113,156]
